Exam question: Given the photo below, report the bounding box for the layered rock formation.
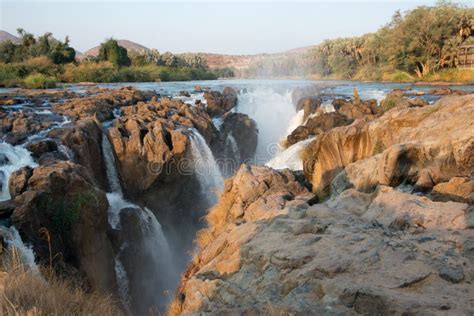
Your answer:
[171,93,474,315]
[172,168,473,315]
[304,94,474,198]
[204,87,238,117]
[9,161,117,292]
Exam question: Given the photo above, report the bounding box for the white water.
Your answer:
[189,129,224,202]
[0,142,37,201]
[101,130,176,311]
[101,135,123,195]
[114,256,131,313]
[0,226,39,272]
[285,109,305,137]
[238,87,296,161]
[225,133,241,165]
[320,100,336,113]
[266,137,315,171]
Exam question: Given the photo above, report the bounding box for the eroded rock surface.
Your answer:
[172,166,474,315]
[304,94,474,197]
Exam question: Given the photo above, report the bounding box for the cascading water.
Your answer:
[225,133,241,165]
[237,87,297,162]
[0,226,39,272]
[0,142,37,201]
[285,109,305,137]
[266,137,316,171]
[189,129,224,203]
[100,131,176,313]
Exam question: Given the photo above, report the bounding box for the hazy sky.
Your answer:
[0,0,469,54]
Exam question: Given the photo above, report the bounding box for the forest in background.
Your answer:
[241,2,474,82]
[0,1,473,88]
[0,34,224,88]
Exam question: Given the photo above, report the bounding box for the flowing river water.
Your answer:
[1,79,473,312]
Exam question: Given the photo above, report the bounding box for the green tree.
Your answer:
[98,39,131,67]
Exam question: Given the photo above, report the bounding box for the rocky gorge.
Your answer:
[0,81,473,315]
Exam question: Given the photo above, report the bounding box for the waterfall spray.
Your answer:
[101,130,177,313]
[188,129,224,203]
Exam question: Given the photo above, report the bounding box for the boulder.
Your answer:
[220,112,258,163]
[204,87,238,117]
[295,96,320,120]
[25,139,58,158]
[10,161,116,293]
[304,94,474,197]
[337,98,378,119]
[431,177,474,204]
[287,112,353,146]
[171,167,473,315]
[49,118,109,191]
[8,166,33,199]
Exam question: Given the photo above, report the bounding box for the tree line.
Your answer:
[243,2,473,81]
[0,33,229,88]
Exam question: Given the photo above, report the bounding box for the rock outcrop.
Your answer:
[304,94,474,198]
[107,97,214,198]
[219,112,258,163]
[171,165,474,315]
[49,118,109,190]
[287,112,353,146]
[9,161,116,293]
[204,87,238,117]
[52,87,155,122]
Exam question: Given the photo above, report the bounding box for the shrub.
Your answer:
[23,73,57,89]
[382,70,415,82]
[0,246,122,315]
[425,68,474,83]
[62,62,118,83]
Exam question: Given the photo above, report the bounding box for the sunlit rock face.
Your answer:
[171,166,474,315]
[303,94,474,198]
[171,94,474,316]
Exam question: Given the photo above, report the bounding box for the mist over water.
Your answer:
[238,87,296,162]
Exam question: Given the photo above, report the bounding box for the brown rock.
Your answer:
[11,161,116,293]
[204,87,238,117]
[304,95,474,197]
[8,166,33,199]
[431,177,474,204]
[25,139,58,158]
[220,112,258,163]
[49,118,108,190]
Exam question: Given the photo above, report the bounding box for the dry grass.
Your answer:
[0,246,122,316]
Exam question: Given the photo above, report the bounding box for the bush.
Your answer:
[62,62,118,83]
[0,246,122,315]
[382,70,415,82]
[23,73,57,89]
[425,68,474,83]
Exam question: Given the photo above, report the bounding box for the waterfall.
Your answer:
[189,129,224,203]
[101,130,175,312]
[266,137,316,171]
[285,109,305,137]
[237,87,296,162]
[101,135,123,195]
[225,133,241,165]
[0,226,39,272]
[0,142,37,201]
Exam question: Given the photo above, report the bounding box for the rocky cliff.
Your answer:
[171,93,474,315]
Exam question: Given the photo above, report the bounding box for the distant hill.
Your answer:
[195,46,313,71]
[83,39,149,58]
[0,30,20,43]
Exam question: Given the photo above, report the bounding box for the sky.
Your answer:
[0,0,471,54]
